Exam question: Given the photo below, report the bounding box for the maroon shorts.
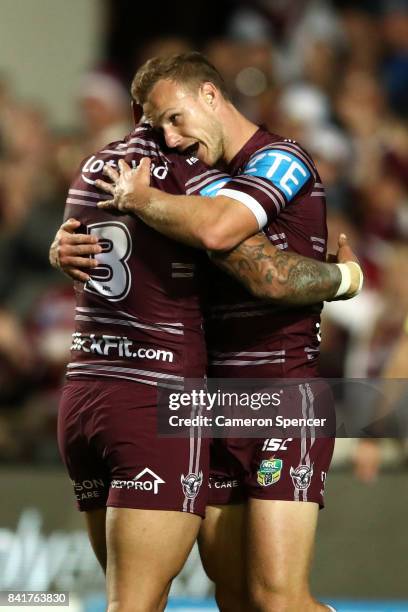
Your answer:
[58,379,209,517]
[208,381,335,507]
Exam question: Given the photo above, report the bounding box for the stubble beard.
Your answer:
[207,117,225,168]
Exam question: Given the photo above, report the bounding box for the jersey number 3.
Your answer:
[85,222,132,301]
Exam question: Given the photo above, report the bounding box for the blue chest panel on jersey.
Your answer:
[244,148,311,199]
[199,177,230,197]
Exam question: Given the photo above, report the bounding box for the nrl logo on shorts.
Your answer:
[290,464,313,490]
[180,472,203,499]
[257,458,283,487]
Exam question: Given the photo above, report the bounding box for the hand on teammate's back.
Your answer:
[50,156,153,282]
[96,158,152,213]
[49,218,102,282]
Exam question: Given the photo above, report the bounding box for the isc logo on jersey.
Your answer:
[81,155,168,185]
[262,438,293,452]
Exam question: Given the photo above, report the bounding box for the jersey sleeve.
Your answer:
[218,141,316,228]
[182,158,231,197]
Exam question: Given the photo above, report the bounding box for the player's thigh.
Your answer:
[106,507,201,610]
[203,439,246,581]
[246,498,319,594]
[100,381,209,518]
[198,503,245,584]
[200,438,248,610]
[84,508,107,572]
[100,381,208,609]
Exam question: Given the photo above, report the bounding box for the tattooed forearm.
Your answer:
[209,233,341,305]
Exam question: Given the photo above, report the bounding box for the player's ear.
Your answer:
[200,82,217,108]
[131,101,143,125]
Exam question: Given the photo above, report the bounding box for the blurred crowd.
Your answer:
[0,0,407,471]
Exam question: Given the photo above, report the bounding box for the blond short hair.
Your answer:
[131,51,230,104]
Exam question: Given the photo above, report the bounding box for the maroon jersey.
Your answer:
[65,126,221,389]
[191,127,327,378]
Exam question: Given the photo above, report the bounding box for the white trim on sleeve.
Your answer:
[217,188,268,229]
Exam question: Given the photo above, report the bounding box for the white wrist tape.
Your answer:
[334,262,363,298]
[350,261,364,294]
[334,263,351,297]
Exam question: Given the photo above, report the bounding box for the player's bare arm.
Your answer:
[96,158,258,251]
[210,232,362,304]
[51,216,363,303]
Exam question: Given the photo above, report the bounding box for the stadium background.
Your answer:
[0,0,407,610]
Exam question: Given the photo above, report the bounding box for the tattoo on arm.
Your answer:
[209,233,341,305]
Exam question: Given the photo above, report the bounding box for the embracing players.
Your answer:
[53,53,362,612]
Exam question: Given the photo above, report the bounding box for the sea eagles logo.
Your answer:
[181,472,203,499]
[290,465,313,490]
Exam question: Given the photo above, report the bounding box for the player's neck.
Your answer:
[221,104,259,164]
